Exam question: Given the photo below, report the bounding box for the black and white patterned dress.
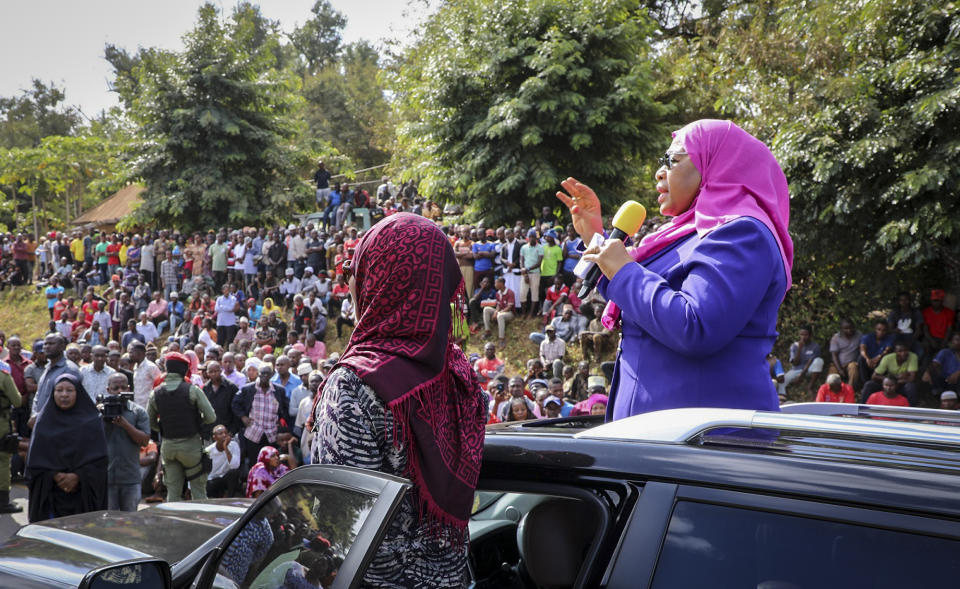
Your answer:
[313,366,470,588]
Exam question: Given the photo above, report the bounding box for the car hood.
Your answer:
[0,498,252,587]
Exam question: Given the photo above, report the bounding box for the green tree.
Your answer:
[392,0,669,224]
[0,134,125,235]
[0,80,81,148]
[288,0,348,76]
[302,41,394,168]
[126,2,308,231]
[773,0,960,282]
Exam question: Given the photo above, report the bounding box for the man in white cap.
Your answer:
[300,266,319,295]
[279,267,301,308]
[288,362,314,425]
[940,391,958,410]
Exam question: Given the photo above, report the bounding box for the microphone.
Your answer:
[578,201,646,299]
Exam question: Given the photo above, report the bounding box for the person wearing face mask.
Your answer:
[557,119,793,420]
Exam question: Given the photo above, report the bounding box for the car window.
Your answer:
[652,501,960,588]
[213,483,376,588]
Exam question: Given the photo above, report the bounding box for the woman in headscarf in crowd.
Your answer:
[262,297,278,317]
[557,120,793,419]
[26,373,108,522]
[310,213,487,588]
[245,446,289,498]
[570,393,609,417]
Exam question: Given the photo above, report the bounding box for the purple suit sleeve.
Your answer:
[604,219,779,357]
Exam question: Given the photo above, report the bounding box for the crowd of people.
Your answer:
[0,172,620,522]
[771,289,959,410]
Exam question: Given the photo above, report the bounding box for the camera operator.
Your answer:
[147,352,216,502]
[102,373,149,511]
[0,364,22,513]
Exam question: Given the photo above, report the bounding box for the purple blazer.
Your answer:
[600,217,786,419]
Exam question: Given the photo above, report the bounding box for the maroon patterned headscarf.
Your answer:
[333,213,486,533]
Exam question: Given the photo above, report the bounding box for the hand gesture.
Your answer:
[555,177,604,244]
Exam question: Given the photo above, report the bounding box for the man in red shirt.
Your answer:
[922,289,955,358]
[815,373,855,403]
[482,277,516,349]
[473,342,504,392]
[866,376,910,407]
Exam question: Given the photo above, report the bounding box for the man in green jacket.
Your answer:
[0,367,22,513]
[147,353,216,502]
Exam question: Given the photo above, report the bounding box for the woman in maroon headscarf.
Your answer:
[309,213,487,588]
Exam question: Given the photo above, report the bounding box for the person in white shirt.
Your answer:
[299,266,319,295]
[296,372,323,464]
[279,268,301,308]
[129,341,162,409]
[206,425,241,498]
[336,295,355,340]
[135,312,159,343]
[93,301,112,336]
[80,345,115,400]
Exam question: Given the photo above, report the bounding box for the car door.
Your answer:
[604,482,960,588]
[191,464,410,589]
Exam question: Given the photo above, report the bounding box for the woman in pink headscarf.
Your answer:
[557,120,793,419]
[245,446,288,498]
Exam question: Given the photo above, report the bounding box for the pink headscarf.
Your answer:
[601,119,793,329]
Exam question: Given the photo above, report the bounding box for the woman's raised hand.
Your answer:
[555,177,604,245]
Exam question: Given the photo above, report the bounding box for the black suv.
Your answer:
[2,402,960,588]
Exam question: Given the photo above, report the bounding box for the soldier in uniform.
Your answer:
[147,352,216,502]
[0,361,23,512]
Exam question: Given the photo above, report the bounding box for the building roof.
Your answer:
[72,184,144,226]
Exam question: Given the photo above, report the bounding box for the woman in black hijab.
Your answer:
[26,373,108,522]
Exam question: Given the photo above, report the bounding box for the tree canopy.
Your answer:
[393,0,670,224]
[126,2,308,231]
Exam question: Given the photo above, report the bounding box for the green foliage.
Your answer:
[773,0,960,273]
[0,133,126,233]
[392,0,670,224]
[127,2,309,231]
[288,0,347,76]
[0,80,81,149]
[301,41,394,168]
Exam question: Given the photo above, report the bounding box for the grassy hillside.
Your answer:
[0,285,52,344]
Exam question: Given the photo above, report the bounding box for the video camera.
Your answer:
[96,392,135,420]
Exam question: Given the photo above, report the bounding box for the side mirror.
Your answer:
[79,558,171,589]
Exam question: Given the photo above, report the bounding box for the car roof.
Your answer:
[482,404,960,519]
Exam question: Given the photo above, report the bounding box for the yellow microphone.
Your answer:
[578,201,647,298]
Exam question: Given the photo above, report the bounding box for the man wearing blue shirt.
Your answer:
[859,320,895,384]
[472,230,498,292]
[159,291,185,335]
[44,276,64,319]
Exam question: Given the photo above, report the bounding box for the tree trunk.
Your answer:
[31,192,39,241]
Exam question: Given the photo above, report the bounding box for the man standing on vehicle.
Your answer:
[313,160,332,212]
[104,373,150,511]
[148,353,217,502]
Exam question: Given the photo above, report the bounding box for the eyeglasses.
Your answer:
[658,151,688,170]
